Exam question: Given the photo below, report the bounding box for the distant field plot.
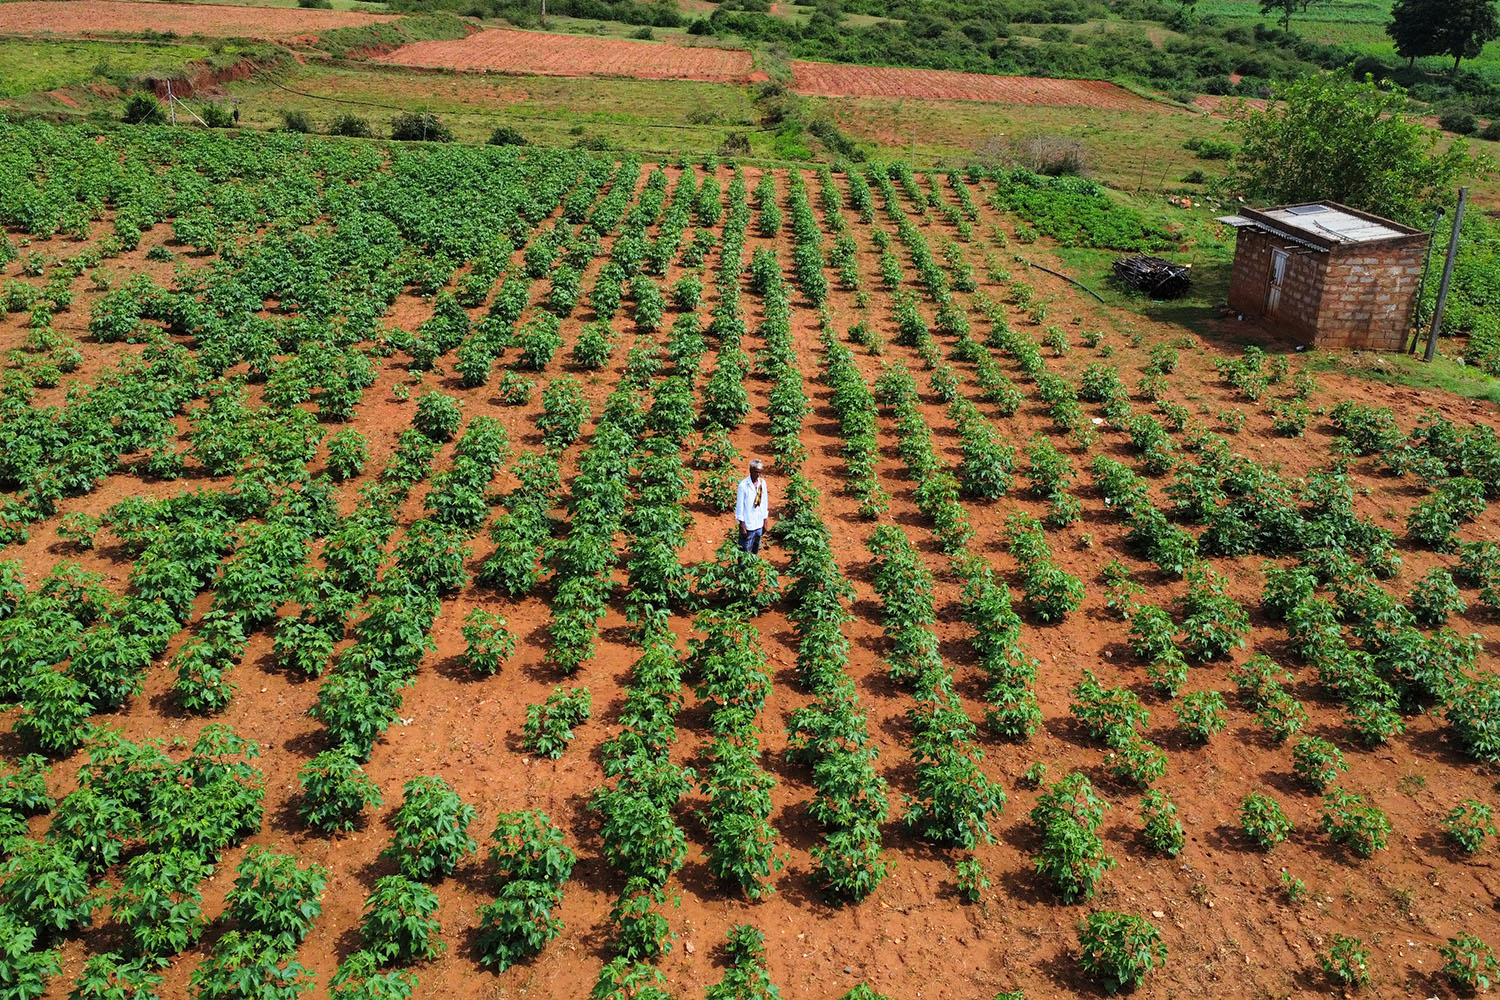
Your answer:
[378,27,754,81]
[0,0,395,39]
[0,38,210,97]
[226,64,763,154]
[790,61,1171,110]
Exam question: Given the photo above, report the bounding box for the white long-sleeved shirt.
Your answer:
[735,475,770,531]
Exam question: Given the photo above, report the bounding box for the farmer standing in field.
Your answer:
[736,458,771,555]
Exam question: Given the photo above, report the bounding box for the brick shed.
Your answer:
[1218,202,1428,351]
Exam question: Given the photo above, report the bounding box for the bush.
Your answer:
[329,113,373,138]
[1076,911,1167,994]
[1320,788,1391,858]
[461,608,516,677]
[1174,690,1226,743]
[1291,737,1347,792]
[1444,799,1496,855]
[488,126,528,146]
[360,876,444,964]
[1139,790,1184,857]
[413,391,462,441]
[390,111,453,142]
[954,858,988,903]
[298,749,382,833]
[1441,933,1498,993]
[1,840,94,933]
[0,915,58,1000]
[1483,120,1500,142]
[299,0,333,8]
[226,847,327,950]
[1320,934,1370,988]
[1439,108,1479,135]
[122,93,164,125]
[523,687,592,759]
[382,776,476,881]
[201,103,235,128]
[280,109,314,134]
[70,953,163,1000]
[110,849,209,955]
[326,429,368,482]
[1239,792,1293,850]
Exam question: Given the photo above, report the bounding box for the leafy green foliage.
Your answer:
[381,776,476,882]
[1076,911,1167,995]
[1320,934,1370,989]
[460,609,516,677]
[523,687,592,759]
[360,876,444,964]
[1440,934,1498,994]
[1239,792,1293,850]
[226,848,327,951]
[1444,799,1496,855]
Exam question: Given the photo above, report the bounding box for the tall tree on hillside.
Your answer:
[1388,0,1441,66]
[1226,73,1485,223]
[1389,0,1500,72]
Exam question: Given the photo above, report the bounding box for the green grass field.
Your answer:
[0,38,213,98]
[221,63,769,157]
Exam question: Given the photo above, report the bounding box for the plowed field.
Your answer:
[0,0,394,40]
[379,27,754,81]
[791,60,1172,110]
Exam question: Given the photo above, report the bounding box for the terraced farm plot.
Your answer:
[378,27,754,82]
[0,0,395,39]
[1,118,1499,1000]
[790,61,1173,110]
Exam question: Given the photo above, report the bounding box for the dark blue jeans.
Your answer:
[740,527,763,554]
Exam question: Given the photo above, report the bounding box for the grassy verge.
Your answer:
[312,13,470,58]
[0,38,218,98]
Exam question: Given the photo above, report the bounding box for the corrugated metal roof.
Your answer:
[1260,204,1405,244]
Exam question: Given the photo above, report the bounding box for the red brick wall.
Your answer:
[1227,229,1323,344]
[1227,229,1425,352]
[1312,245,1425,352]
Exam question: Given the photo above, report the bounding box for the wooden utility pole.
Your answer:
[1423,186,1467,363]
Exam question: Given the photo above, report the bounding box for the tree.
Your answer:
[1227,72,1485,224]
[1261,0,1325,32]
[1389,0,1500,71]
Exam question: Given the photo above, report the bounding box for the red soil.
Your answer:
[0,0,395,41]
[378,27,755,82]
[791,61,1174,111]
[3,167,1500,1000]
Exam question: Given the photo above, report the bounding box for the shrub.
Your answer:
[381,776,477,881]
[109,849,208,956]
[1076,911,1167,994]
[201,102,235,128]
[225,848,327,950]
[954,858,988,903]
[0,840,94,933]
[413,391,462,441]
[69,953,164,1000]
[390,111,452,142]
[1239,792,1293,850]
[1174,690,1226,743]
[523,687,592,759]
[488,126,528,146]
[1439,108,1479,135]
[1291,737,1347,792]
[1139,789,1184,857]
[122,93,164,125]
[280,109,314,134]
[1320,788,1391,858]
[298,749,382,833]
[0,915,58,999]
[1320,934,1370,988]
[329,113,373,137]
[1444,798,1496,855]
[1441,934,1498,994]
[538,377,590,450]
[461,608,516,677]
[1445,674,1500,763]
[476,880,563,971]
[360,876,444,964]
[326,429,368,482]
[1409,568,1466,626]
[1031,772,1114,903]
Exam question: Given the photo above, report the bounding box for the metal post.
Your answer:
[1423,186,1467,363]
[166,81,176,125]
[1408,206,1444,354]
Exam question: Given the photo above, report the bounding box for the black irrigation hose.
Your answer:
[1027,261,1105,303]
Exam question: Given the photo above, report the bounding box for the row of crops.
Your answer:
[0,115,1498,997]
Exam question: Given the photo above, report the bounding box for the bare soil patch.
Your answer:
[0,0,395,40]
[791,61,1174,110]
[377,26,754,81]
